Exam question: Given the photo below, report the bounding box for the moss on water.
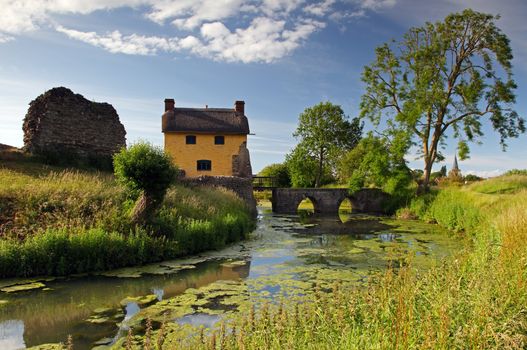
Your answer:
[1,281,45,293]
[120,294,158,307]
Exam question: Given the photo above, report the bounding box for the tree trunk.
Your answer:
[131,191,160,226]
[315,150,324,188]
[419,154,435,194]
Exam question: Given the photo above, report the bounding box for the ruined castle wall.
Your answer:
[22,87,126,162]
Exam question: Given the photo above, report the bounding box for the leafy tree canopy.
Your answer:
[360,9,524,189]
[294,101,362,187]
[286,144,334,188]
[339,133,412,195]
[258,163,291,188]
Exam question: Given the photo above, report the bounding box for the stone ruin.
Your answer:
[232,142,253,178]
[22,87,126,166]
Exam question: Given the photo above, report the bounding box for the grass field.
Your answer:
[0,156,254,277]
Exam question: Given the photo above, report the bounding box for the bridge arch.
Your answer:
[271,188,390,214]
[296,195,319,213]
[337,196,354,212]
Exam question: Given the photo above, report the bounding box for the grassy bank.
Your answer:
[133,174,527,349]
[0,159,254,278]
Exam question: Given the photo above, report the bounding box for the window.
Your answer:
[186,135,196,144]
[214,135,225,145]
[197,160,212,171]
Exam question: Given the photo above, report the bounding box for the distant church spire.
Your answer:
[452,154,459,171]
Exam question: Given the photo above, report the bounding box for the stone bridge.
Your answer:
[271,188,390,214]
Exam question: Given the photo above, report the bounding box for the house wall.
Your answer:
[164,132,247,177]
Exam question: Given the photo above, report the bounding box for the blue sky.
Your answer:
[0,0,526,176]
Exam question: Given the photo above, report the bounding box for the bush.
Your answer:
[113,142,177,198]
[503,169,527,176]
[258,163,291,187]
[464,174,483,182]
[113,142,178,225]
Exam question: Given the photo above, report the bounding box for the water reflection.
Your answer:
[0,320,24,349]
[0,209,460,349]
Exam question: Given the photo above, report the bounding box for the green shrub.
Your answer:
[503,169,527,176]
[0,228,181,277]
[258,163,291,187]
[113,142,178,225]
[113,142,177,199]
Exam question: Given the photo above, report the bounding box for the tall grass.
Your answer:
[0,162,254,277]
[133,174,527,349]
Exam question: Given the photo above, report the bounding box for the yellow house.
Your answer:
[162,99,252,178]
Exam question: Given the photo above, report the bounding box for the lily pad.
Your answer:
[120,294,158,308]
[93,307,113,315]
[220,260,248,268]
[93,337,114,346]
[27,344,63,350]
[85,315,111,324]
[1,282,45,293]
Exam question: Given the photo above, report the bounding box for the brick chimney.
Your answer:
[164,98,175,112]
[234,100,245,114]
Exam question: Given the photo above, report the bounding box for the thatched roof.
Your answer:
[162,107,250,134]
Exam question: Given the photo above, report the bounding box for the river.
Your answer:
[0,207,460,349]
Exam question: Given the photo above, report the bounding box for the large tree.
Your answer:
[293,101,362,187]
[360,9,525,190]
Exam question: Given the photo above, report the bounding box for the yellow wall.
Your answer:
[164,132,247,177]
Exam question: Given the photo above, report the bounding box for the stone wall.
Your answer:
[181,175,257,217]
[232,141,253,178]
[22,87,126,163]
[272,188,391,214]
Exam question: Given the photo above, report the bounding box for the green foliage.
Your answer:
[439,166,447,177]
[113,141,178,199]
[258,163,291,187]
[468,174,527,194]
[360,9,525,188]
[285,144,334,188]
[457,140,470,161]
[33,148,114,171]
[340,134,413,197]
[293,101,362,187]
[427,189,483,232]
[463,174,483,182]
[0,162,254,277]
[503,169,527,176]
[0,228,180,277]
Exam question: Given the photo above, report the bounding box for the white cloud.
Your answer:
[0,0,396,63]
[0,33,14,43]
[0,0,145,34]
[358,0,396,10]
[465,169,504,178]
[56,26,183,55]
[305,0,336,16]
[56,16,325,63]
[149,0,245,29]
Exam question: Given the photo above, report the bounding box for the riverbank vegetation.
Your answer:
[0,150,254,278]
[126,173,526,349]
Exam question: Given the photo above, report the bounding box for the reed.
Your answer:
[139,174,527,349]
[0,161,254,277]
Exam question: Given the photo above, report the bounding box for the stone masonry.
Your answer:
[22,87,126,160]
[232,142,253,178]
[271,188,391,214]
